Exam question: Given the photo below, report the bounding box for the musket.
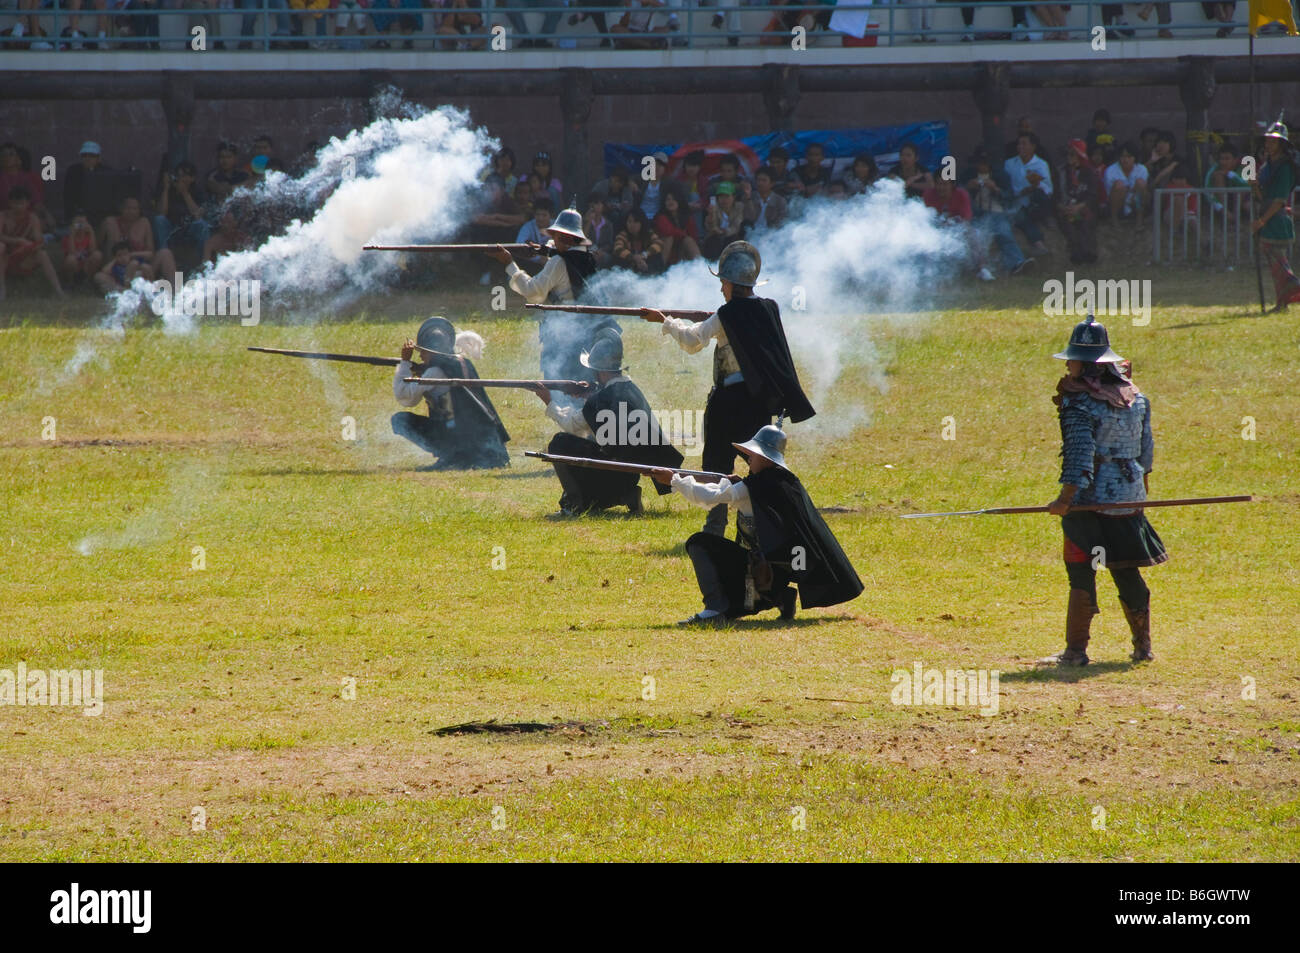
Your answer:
[524,303,714,323]
[405,377,593,395]
[248,345,455,367]
[524,451,729,482]
[901,495,1253,519]
[363,243,540,254]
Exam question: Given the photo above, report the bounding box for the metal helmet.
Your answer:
[710,241,762,287]
[580,330,625,373]
[732,424,788,470]
[416,316,456,354]
[546,205,591,245]
[1053,314,1124,363]
[1264,120,1291,145]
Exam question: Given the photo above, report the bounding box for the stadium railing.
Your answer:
[2,0,1272,53]
[1151,186,1300,264]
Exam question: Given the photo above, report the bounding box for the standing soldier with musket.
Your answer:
[530,329,684,516]
[1043,315,1167,666]
[487,203,619,395]
[651,425,863,626]
[642,241,815,536]
[1252,119,1300,313]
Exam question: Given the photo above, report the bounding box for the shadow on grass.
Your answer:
[543,508,678,522]
[999,659,1139,682]
[640,615,840,633]
[246,466,398,477]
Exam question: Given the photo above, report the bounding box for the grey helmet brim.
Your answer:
[732,437,787,470]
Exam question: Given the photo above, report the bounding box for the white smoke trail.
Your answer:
[76,460,217,555]
[584,179,967,437]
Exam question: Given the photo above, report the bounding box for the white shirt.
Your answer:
[1003,154,1053,211]
[544,374,631,438]
[507,256,573,305]
[670,473,753,516]
[393,360,448,406]
[1103,161,1149,213]
[661,311,741,380]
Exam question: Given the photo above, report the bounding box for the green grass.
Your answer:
[1,270,1297,861]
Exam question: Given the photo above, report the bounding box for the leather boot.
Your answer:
[1041,589,1094,665]
[1122,600,1154,661]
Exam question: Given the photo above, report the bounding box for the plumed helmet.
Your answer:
[546,205,591,245]
[580,330,625,373]
[732,424,788,470]
[1264,120,1291,145]
[416,316,456,354]
[710,241,762,287]
[1053,314,1124,363]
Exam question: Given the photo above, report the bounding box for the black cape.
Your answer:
[559,248,596,298]
[420,352,511,451]
[582,378,684,494]
[716,295,815,423]
[744,467,863,609]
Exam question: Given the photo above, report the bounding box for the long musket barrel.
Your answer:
[524,450,728,482]
[248,345,455,367]
[404,377,592,390]
[523,303,714,323]
[901,495,1253,519]
[363,243,538,253]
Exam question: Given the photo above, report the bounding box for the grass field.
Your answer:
[2,265,1298,861]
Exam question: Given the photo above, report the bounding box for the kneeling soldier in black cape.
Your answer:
[651,425,863,626]
[1043,315,1167,666]
[392,315,511,470]
[644,241,815,536]
[531,328,684,515]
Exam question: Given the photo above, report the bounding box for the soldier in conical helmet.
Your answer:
[1252,118,1300,312]
[1042,315,1167,667]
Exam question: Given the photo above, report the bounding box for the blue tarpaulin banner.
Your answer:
[602,121,949,182]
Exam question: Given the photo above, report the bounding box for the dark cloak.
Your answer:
[743,466,863,609]
[420,351,511,449]
[715,295,816,423]
[581,378,684,495]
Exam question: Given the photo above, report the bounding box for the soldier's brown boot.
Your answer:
[1040,589,1094,666]
[1122,601,1154,662]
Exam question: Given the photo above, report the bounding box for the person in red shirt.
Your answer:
[0,142,54,231]
[652,187,701,266]
[1,186,65,299]
[923,178,993,282]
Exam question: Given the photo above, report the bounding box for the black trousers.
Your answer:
[392,412,508,469]
[701,381,772,534]
[1066,562,1149,613]
[392,411,449,457]
[684,532,788,618]
[547,432,638,509]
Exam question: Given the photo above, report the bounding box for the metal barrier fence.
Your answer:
[1,0,1273,52]
[1152,186,1300,264]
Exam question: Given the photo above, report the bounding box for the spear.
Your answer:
[901,496,1252,519]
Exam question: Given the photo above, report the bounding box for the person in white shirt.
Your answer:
[1103,142,1149,224]
[1004,133,1053,256]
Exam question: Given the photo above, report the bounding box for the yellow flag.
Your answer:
[1249,0,1299,35]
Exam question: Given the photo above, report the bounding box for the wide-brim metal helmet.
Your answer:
[732,424,788,470]
[416,315,456,354]
[1264,120,1291,145]
[580,330,625,373]
[546,205,591,245]
[709,240,761,287]
[1053,313,1124,363]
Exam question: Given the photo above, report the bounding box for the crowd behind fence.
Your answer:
[2,0,1292,52]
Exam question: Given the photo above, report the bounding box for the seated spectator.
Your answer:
[115,0,162,49]
[1087,142,1110,179]
[483,147,518,195]
[238,0,292,49]
[1138,127,1160,162]
[1103,142,1149,225]
[613,208,663,274]
[743,165,788,236]
[1031,4,1069,39]
[1,186,65,299]
[61,212,104,288]
[1005,116,1055,184]
[1204,142,1250,215]
[0,142,54,231]
[764,146,800,198]
[842,153,879,195]
[568,0,616,48]
[207,143,252,202]
[793,142,833,198]
[1202,1,1236,36]
[610,0,672,49]
[1056,140,1102,264]
[1084,109,1117,164]
[710,153,750,197]
[289,0,330,47]
[590,166,640,228]
[334,0,372,47]
[762,0,829,45]
[102,195,174,282]
[584,196,615,268]
[923,177,991,281]
[640,151,669,221]
[60,0,111,49]
[1161,161,1199,231]
[63,141,116,227]
[245,134,286,183]
[1145,130,1180,195]
[1135,2,1174,39]
[370,0,422,48]
[672,150,707,224]
[530,152,563,208]
[436,0,486,50]
[516,196,555,266]
[517,0,564,47]
[963,149,1030,276]
[512,179,535,220]
[888,141,935,200]
[701,181,746,260]
[203,210,252,264]
[1004,132,1052,256]
[153,160,210,264]
[472,176,526,238]
[652,187,700,266]
[94,241,140,294]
